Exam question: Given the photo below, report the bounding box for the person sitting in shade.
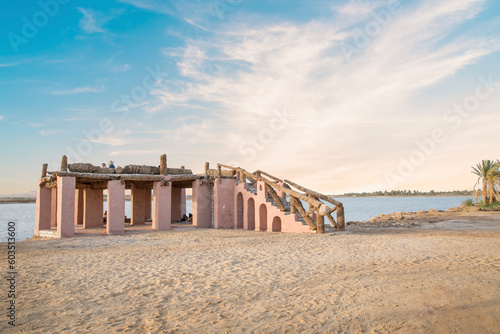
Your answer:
[101,163,107,168]
[109,161,115,168]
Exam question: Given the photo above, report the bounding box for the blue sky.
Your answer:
[0,0,499,195]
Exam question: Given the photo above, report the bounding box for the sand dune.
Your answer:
[2,220,499,333]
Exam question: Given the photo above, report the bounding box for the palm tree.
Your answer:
[472,160,500,205]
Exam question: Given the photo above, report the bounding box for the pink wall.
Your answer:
[131,185,146,225]
[230,181,313,233]
[171,187,183,223]
[84,188,104,229]
[181,188,187,216]
[35,180,51,235]
[107,180,125,235]
[57,177,76,238]
[152,178,171,231]
[74,189,84,226]
[192,180,212,228]
[51,187,58,228]
[214,179,236,229]
[145,188,152,220]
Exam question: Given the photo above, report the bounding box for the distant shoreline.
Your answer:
[333,194,473,198]
[0,198,36,204]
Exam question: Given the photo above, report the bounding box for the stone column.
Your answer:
[107,180,125,235]
[192,180,212,228]
[145,188,152,220]
[57,177,76,238]
[35,181,52,235]
[83,188,104,229]
[74,189,84,226]
[152,179,171,231]
[50,187,58,228]
[131,184,146,225]
[214,178,236,229]
[171,187,183,223]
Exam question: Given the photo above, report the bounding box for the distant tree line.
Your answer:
[333,190,473,197]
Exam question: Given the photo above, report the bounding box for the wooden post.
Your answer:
[337,203,345,231]
[205,162,209,177]
[217,165,222,179]
[160,154,167,175]
[41,163,48,178]
[317,214,325,234]
[61,155,68,172]
[326,214,337,229]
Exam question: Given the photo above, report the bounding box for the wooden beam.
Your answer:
[61,155,68,172]
[326,213,337,229]
[264,184,286,211]
[160,154,167,175]
[336,203,345,231]
[317,214,325,234]
[41,164,48,178]
[284,179,342,207]
[290,197,316,230]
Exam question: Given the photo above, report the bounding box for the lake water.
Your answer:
[0,196,471,243]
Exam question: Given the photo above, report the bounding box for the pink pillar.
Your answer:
[131,184,146,225]
[107,180,125,235]
[84,188,104,229]
[192,180,212,228]
[171,187,183,223]
[51,187,58,228]
[145,188,152,220]
[152,179,171,231]
[35,181,52,235]
[214,178,236,229]
[74,189,84,226]
[181,188,187,216]
[57,177,76,238]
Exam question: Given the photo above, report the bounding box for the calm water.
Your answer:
[0,197,471,242]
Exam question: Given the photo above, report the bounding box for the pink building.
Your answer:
[35,156,345,238]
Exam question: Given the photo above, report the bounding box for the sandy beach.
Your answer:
[2,213,499,333]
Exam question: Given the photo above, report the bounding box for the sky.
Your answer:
[0,0,499,195]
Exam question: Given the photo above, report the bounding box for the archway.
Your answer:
[247,198,255,230]
[236,192,244,229]
[259,204,267,231]
[272,216,282,232]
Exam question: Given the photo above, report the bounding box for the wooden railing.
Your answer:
[216,164,345,233]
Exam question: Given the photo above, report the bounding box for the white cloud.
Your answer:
[53,85,105,95]
[77,8,110,34]
[0,116,4,121]
[140,0,497,192]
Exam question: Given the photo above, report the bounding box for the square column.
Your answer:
[171,187,183,223]
[181,188,187,216]
[35,181,52,235]
[84,188,104,229]
[57,177,76,238]
[107,180,125,235]
[192,180,212,228]
[131,184,146,225]
[145,188,152,220]
[152,179,171,231]
[51,187,58,228]
[75,189,84,225]
[214,178,236,229]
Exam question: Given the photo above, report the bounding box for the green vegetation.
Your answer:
[472,159,500,207]
[461,198,474,207]
[335,190,473,197]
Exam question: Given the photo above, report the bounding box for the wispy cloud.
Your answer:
[77,8,111,34]
[0,116,4,121]
[53,84,105,95]
[141,0,497,192]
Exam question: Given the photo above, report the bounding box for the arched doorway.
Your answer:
[272,216,282,232]
[247,198,255,230]
[259,204,267,231]
[236,192,244,229]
